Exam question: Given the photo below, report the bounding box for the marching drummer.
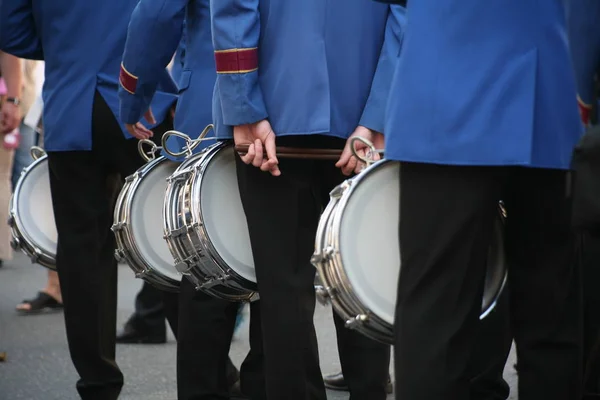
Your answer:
[209,1,406,398]
[567,1,600,398]
[376,0,584,399]
[0,1,179,398]
[118,1,244,398]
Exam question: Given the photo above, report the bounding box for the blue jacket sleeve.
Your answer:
[0,0,43,60]
[359,5,407,134]
[118,0,187,125]
[210,0,268,126]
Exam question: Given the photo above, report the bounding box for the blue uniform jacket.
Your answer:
[0,0,178,152]
[210,0,406,140]
[567,0,600,125]
[119,0,216,161]
[384,0,583,169]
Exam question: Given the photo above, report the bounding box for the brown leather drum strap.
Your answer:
[234,145,343,160]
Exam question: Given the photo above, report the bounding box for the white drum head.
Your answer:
[200,147,255,282]
[16,159,57,256]
[130,160,180,281]
[338,162,400,325]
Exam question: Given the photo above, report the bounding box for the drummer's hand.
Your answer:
[336,126,384,176]
[125,108,156,140]
[234,119,280,177]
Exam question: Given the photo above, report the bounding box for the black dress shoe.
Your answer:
[323,372,393,394]
[115,325,166,344]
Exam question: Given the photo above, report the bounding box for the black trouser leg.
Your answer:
[333,313,391,400]
[125,281,169,337]
[394,162,582,400]
[235,154,326,400]
[49,154,124,400]
[582,231,600,398]
[47,91,177,399]
[236,135,358,400]
[395,163,501,400]
[162,290,179,339]
[240,301,267,400]
[469,287,512,400]
[504,168,582,400]
[176,278,240,400]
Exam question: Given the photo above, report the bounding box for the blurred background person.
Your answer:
[0,50,22,268]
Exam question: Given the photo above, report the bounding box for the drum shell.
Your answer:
[8,154,56,270]
[312,159,508,345]
[112,156,180,292]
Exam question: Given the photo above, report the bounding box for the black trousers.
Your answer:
[469,285,512,400]
[235,135,390,400]
[176,277,241,400]
[125,281,178,338]
[581,231,600,399]
[395,163,582,400]
[47,92,178,399]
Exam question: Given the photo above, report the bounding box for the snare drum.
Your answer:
[312,159,507,344]
[112,152,181,292]
[163,141,257,302]
[8,147,57,269]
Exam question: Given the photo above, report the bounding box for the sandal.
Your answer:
[16,291,63,314]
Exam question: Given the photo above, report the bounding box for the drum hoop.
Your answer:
[113,156,180,292]
[9,154,57,269]
[481,213,508,319]
[327,160,396,343]
[188,142,258,300]
[313,186,371,328]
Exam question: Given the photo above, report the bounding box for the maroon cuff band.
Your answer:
[119,64,138,94]
[215,48,258,74]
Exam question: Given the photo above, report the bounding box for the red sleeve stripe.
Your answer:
[119,63,138,94]
[577,95,592,126]
[215,48,258,74]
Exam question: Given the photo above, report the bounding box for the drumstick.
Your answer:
[234,145,342,160]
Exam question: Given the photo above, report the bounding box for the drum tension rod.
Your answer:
[345,314,369,330]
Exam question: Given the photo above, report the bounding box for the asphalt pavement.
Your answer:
[0,252,518,399]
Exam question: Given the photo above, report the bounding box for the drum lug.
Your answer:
[111,222,126,232]
[329,181,350,198]
[169,226,187,238]
[324,246,335,259]
[7,214,14,227]
[30,248,43,264]
[315,285,330,305]
[311,247,335,264]
[174,260,193,274]
[310,253,323,264]
[114,249,126,263]
[345,314,369,330]
[167,170,191,183]
[134,270,148,279]
[200,274,230,290]
[10,237,20,250]
[124,174,136,183]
